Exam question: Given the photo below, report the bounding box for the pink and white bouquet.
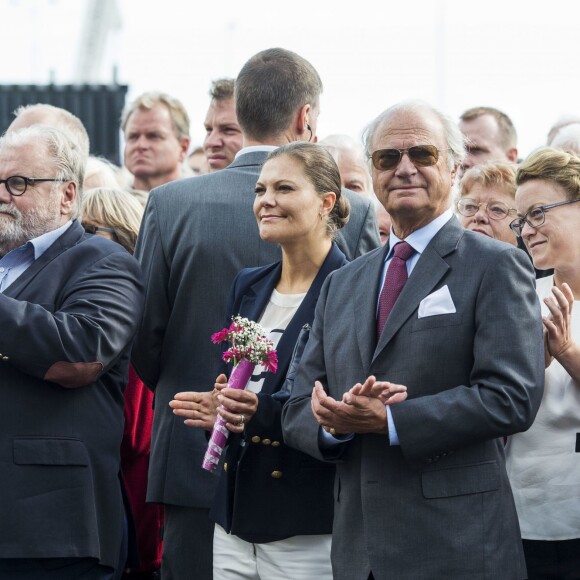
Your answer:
[202,316,278,472]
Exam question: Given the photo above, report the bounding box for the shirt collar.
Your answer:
[28,220,73,260]
[234,145,278,159]
[386,208,453,260]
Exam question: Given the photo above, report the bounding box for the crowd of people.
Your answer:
[0,46,578,580]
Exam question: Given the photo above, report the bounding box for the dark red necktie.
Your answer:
[377,241,415,339]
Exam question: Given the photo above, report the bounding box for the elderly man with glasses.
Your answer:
[282,101,545,580]
[0,126,143,580]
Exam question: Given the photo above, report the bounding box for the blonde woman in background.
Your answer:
[82,188,162,580]
[82,188,143,253]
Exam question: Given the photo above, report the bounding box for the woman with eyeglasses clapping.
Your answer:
[505,147,580,580]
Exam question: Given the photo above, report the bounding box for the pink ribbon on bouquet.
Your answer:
[202,358,255,472]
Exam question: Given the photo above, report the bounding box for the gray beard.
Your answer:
[0,199,62,257]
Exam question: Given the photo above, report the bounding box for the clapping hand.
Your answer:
[312,376,406,436]
[346,375,408,405]
[543,283,575,361]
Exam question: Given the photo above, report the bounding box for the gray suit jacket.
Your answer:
[132,150,379,507]
[282,217,544,580]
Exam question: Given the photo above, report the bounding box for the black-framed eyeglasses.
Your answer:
[0,175,66,197]
[83,224,116,236]
[457,197,517,221]
[370,145,443,171]
[509,198,580,237]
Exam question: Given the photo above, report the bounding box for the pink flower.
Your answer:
[229,321,242,334]
[211,316,277,375]
[211,328,230,344]
[264,350,278,374]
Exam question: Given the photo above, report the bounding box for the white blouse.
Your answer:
[245,289,305,394]
[506,275,580,540]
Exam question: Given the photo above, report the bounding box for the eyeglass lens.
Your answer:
[3,176,28,195]
[457,199,512,220]
[371,145,439,170]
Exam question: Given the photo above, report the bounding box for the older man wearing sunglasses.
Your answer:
[283,100,544,580]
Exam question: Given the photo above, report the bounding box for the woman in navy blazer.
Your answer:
[171,142,350,579]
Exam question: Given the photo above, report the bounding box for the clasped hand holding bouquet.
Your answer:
[169,316,277,471]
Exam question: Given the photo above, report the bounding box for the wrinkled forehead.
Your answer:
[372,108,446,150]
[0,139,52,174]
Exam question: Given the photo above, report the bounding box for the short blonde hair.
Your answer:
[459,161,517,199]
[121,91,190,140]
[517,147,580,200]
[82,187,144,253]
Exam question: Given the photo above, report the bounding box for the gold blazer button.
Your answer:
[271,470,283,479]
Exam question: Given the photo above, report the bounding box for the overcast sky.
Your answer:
[3,0,580,157]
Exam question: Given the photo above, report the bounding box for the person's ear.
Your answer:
[450,163,459,187]
[296,104,312,141]
[321,191,337,215]
[60,181,77,216]
[506,147,518,163]
[178,137,191,162]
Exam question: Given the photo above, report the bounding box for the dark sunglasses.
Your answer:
[370,145,441,171]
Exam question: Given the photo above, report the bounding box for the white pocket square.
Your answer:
[418,285,456,318]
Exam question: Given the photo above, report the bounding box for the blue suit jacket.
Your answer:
[210,243,347,543]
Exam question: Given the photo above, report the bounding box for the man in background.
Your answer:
[9,103,90,160]
[458,106,518,175]
[321,134,374,197]
[122,92,190,191]
[202,78,243,171]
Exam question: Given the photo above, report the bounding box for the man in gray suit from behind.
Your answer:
[131,47,379,580]
[282,101,545,580]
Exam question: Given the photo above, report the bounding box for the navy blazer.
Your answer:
[0,220,143,568]
[210,243,347,543]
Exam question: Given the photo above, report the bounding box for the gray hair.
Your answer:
[235,48,323,142]
[363,100,466,171]
[320,134,368,165]
[0,125,85,219]
[546,114,580,145]
[11,103,90,161]
[550,123,580,154]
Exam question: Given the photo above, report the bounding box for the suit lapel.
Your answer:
[240,244,347,395]
[372,217,465,362]
[238,262,282,324]
[262,244,347,394]
[3,220,84,300]
[354,247,387,372]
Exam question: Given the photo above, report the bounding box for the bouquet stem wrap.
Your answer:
[202,358,255,472]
